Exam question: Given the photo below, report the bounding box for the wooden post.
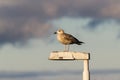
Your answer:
[49,51,90,80]
[83,60,90,80]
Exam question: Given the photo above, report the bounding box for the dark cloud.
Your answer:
[1,0,120,19]
[0,69,119,78]
[0,18,55,44]
[0,0,120,44]
[86,19,105,30]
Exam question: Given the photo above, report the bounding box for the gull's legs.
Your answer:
[64,45,70,52]
[64,45,66,51]
[67,45,70,51]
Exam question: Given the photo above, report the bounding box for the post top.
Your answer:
[49,51,90,60]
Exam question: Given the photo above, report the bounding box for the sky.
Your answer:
[0,0,120,71]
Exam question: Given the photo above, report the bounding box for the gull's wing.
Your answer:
[63,33,83,44]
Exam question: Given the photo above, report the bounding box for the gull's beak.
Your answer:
[54,32,57,34]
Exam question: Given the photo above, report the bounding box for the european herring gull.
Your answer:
[54,29,84,51]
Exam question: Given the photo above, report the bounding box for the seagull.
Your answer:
[54,29,84,51]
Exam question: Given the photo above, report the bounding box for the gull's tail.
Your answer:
[76,41,85,45]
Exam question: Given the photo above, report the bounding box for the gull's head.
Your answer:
[54,29,64,34]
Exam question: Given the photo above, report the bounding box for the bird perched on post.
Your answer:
[54,29,84,51]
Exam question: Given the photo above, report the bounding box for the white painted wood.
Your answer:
[83,60,90,80]
[49,51,90,60]
[49,51,73,60]
[49,51,90,80]
[72,52,89,60]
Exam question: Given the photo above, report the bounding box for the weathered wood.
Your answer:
[48,51,90,80]
[49,51,90,60]
[83,60,90,80]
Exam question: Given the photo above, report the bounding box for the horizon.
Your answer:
[0,69,120,80]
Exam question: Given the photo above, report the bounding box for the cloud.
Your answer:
[24,0,120,18]
[0,18,55,44]
[1,0,120,19]
[85,19,105,30]
[0,70,119,80]
[100,1,120,18]
[0,70,120,78]
[0,0,120,44]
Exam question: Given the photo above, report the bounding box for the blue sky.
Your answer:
[0,0,120,71]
